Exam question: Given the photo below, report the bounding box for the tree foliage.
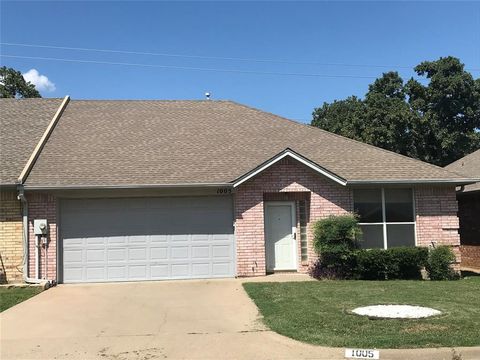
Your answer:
[0,66,41,98]
[312,57,480,166]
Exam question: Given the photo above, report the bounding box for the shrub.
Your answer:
[356,249,389,280]
[426,246,459,280]
[310,215,360,279]
[313,215,361,253]
[389,247,428,279]
[356,247,428,280]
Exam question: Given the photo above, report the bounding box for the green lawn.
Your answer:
[0,286,43,312]
[243,276,480,348]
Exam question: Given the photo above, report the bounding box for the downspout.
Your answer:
[18,186,51,286]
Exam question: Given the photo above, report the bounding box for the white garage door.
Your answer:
[60,196,235,283]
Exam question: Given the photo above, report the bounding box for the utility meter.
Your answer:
[34,219,48,235]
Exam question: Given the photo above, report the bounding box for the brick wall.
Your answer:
[234,158,352,277]
[234,159,461,277]
[27,193,57,280]
[0,190,23,283]
[460,245,480,268]
[415,186,461,264]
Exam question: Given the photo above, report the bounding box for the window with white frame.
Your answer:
[353,188,416,249]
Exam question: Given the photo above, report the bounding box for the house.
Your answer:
[0,96,475,284]
[445,149,480,269]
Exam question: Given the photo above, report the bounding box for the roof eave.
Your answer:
[346,179,480,186]
[22,182,232,190]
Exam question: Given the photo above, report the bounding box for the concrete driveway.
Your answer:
[1,278,478,360]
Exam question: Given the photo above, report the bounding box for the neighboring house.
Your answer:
[0,97,476,284]
[445,149,480,269]
[0,98,65,282]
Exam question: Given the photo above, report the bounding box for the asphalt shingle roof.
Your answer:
[18,99,470,188]
[445,149,480,192]
[0,98,63,186]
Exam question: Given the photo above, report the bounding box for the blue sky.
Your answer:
[1,1,479,122]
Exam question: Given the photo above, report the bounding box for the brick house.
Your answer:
[445,149,480,269]
[0,97,475,283]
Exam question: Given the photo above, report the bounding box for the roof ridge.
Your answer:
[225,100,457,176]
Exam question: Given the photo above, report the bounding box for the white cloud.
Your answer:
[22,69,56,92]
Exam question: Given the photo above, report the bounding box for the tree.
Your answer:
[311,57,480,166]
[0,66,41,98]
[406,57,480,165]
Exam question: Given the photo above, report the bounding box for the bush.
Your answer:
[356,247,428,280]
[356,249,389,280]
[313,215,361,254]
[389,247,429,279]
[310,215,360,279]
[426,246,459,280]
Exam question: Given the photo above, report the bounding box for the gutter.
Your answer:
[346,179,480,186]
[22,183,232,190]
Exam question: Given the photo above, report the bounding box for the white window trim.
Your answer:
[357,188,416,249]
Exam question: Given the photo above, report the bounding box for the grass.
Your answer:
[243,277,480,348]
[0,286,43,312]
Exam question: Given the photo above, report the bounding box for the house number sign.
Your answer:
[345,349,379,359]
[216,188,233,194]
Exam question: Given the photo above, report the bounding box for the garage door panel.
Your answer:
[150,247,168,260]
[86,267,105,281]
[64,267,83,282]
[64,249,83,262]
[151,264,169,278]
[129,265,147,279]
[86,249,105,262]
[171,263,189,277]
[212,245,231,258]
[150,235,168,243]
[107,248,126,261]
[61,196,234,283]
[192,234,209,242]
[129,235,148,244]
[192,263,210,276]
[171,247,189,259]
[212,262,231,276]
[191,246,210,259]
[128,248,147,261]
[107,237,127,245]
[107,266,126,279]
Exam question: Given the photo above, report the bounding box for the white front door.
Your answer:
[265,202,296,271]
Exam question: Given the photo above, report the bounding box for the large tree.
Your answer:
[0,66,41,98]
[311,57,480,166]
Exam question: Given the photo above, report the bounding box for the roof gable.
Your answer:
[233,148,347,187]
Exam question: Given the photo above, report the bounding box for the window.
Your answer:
[299,200,308,261]
[354,188,415,249]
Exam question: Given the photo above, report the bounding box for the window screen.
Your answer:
[385,189,414,222]
[353,189,382,223]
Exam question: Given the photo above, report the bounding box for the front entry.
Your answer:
[264,202,297,272]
